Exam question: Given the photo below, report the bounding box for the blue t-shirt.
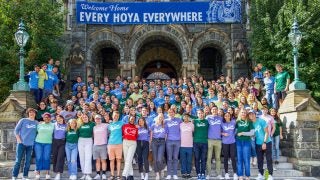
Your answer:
[165,117,182,140]
[253,118,271,145]
[221,120,236,144]
[108,120,124,145]
[28,71,39,89]
[14,118,38,146]
[44,71,59,91]
[151,124,166,139]
[264,76,275,92]
[137,127,149,141]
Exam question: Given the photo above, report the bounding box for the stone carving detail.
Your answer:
[69,42,85,65]
[0,99,24,123]
[234,41,247,63]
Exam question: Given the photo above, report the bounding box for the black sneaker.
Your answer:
[182,174,186,178]
[186,174,192,179]
[275,160,279,165]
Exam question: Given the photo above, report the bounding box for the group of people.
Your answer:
[12,62,290,180]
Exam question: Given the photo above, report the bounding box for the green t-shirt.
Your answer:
[79,121,95,138]
[66,129,79,143]
[193,119,209,143]
[275,71,290,92]
[35,123,54,144]
[228,100,239,108]
[236,119,254,141]
[273,119,283,137]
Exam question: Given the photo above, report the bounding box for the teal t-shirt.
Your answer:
[193,119,209,143]
[35,123,54,144]
[253,118,271,145]
[108,120,124,145]
[275,71,290,92]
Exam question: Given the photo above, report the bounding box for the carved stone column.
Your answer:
[279,90,320,177]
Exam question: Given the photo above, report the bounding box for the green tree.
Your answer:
[0,0,64,102]
[249,0,320,102]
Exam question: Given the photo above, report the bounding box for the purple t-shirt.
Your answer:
[206,115,223,140]
[151,124,166,139]
[138,127,149,141]
[165,117,182,140]
[222,120,236,144]
[54,123,67,139]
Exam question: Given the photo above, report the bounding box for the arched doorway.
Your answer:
[142,60,177,79]
[94,46,120,81]
[199,47,223,80]
[136,36,182,79]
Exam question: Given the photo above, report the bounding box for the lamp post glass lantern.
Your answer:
[13,18,30,91]
[288,18,306,90]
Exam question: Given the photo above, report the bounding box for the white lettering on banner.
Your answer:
[113,13,140,23]
[79,12,110,23]
[143,12,202,23]
[109,4,129,12]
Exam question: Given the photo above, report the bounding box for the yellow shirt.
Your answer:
[38,69,48,89]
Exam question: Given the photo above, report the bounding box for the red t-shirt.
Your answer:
[122,123,138,141]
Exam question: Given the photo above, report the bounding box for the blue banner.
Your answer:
[76,0,242,25]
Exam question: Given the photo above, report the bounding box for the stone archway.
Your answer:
[192,29,232,78]
[86,29,124,81]
[129,25,189,63]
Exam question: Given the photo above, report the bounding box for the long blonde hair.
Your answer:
[67,119,78,132]
[155,113,165,128]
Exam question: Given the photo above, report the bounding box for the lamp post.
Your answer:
[13,19,30,91]
[288,18,306,90]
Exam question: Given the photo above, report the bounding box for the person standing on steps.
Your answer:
[136,117,150,180]
[205,106,224,179]
[249,111,274,180]
[34,112,55,180]
[65,119,79,180]
[92,114,109,180]
[12,108,38,180]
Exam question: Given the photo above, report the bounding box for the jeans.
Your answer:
[34,142,52,171]
[122,140,137,177]
[166,140,180,176]
[194,142,208,175]
[256,142,273,175]
[65,142,78,176]
[236,139,251,177]
[52,139,65,173]
[223,143,236,174]
[207,139,221,175]
[30,88,40,104]
[136,140,149,173]
[78,137,93,174]
[180,147,193,174]
[12,143,33,178]
[152,138,166,173]
[272,136,280,161]
[265,91,276,109]
[251,138,257,157]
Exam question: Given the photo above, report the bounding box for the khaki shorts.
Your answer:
[93,144,108,160]
[107,144,122,160]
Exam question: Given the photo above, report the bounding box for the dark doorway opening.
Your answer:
[100,47,120,80]
[199,47,223,80]
[141,60,176,79]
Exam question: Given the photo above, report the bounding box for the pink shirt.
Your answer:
[260,114,274,136]
[93,123,108,145]
[180,122,194,147]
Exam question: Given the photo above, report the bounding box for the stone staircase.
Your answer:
[0,156,318,179]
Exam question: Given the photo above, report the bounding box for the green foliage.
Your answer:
[249,0,320,102]
[0,0,64,103]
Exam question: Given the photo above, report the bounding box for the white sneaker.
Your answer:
[233,173,238,180]
[141,173,145,180]
[273,166,277,171]
[206,175,210,179]
[253,157,257,166]
[80,175,86,180]
[267,175,274,180]
[45,174,51,180]
[255,173,264,180]
[35,174,40,180]
[165,175,172,179]
[72,175,78,180]
[55,174,61,180]
[149,165,153,171]
[22,178,30,180]
[173,175,179,179]
[225,173,230,180]
[164,166,167,171]
[93,174,101,179]
[101,174,107,180]
[144,173,149,180]
[217,175,224,179]
[12,178,17,180]
[86,175,92,180]
[156,173,160,180]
